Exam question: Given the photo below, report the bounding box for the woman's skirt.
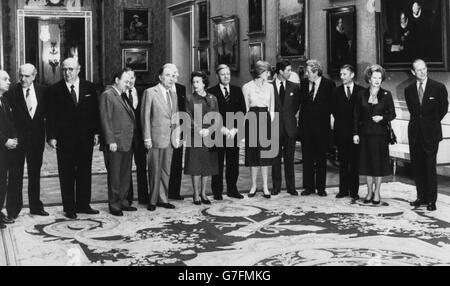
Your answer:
[245,106,273,167]
[359,134,391,177]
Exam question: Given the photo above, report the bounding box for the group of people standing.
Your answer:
[0,55,447,229]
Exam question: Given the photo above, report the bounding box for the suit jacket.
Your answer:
[405,78,449,146]
[99,87,136,152]
[272,80,301,138]
[207,84,246,128]
[353,88,396,136]
[6,83,47,151]
[298,77,336,137]
[332,83,365,141]
[47,79,100,142]
[141,84,179,149]
[0,95,17,151]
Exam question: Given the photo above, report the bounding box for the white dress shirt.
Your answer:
[159,83,172,108]
[66,78,80,103]
[416,77,428,94]
[220,84,231,97]
[309,77,322,101]
[128,87,138,110]
[23,83,38,118]
[344,82,355,99]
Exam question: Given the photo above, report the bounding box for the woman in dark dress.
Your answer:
[184,71,220,205]
[353,64,396,205]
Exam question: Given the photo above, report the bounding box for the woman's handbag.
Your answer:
[387,121,397,145]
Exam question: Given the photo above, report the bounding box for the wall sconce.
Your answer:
[40,24,51,42]
[48,41,60,75]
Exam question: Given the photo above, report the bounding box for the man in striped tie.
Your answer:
[5,64,49,221]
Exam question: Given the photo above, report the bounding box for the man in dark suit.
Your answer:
[271,61,301,196]
[299,59,336,197]
[124,69,149,206]
[209,64,247,200]
[168,65,187,201]
[99,70,138,216]
[406,59,449,211]
[47,58,100,219]
[332,64,364,200]
[6,64,49,219]
[0,70,16,229]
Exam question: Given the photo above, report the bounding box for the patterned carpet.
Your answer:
[1,182,450,266]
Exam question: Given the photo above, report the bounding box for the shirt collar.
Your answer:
[220,83,230,91]
[417,78,428,89]
[66,78,80,89]
[159,83,170,94]
[23,83,35,92]
[344,82,354,89]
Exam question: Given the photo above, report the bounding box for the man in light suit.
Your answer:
[271,60,302,196]
[406,59,449,211]
[0,70,16,229]
[99,70,138,216]
[299,59,336,197]
[6,64,49,219]
[47,58,100,219]
[141,64,181,211]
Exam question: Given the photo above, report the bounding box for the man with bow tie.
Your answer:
[406,59,449,211]
[271,60,301,196]
[6,64,50,221]
[99,70,138,216]
[47,58,100,219]
[332,64,364,200]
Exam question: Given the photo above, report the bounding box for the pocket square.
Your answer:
[429,97,436,100]
[289,92,294,96]
[85,94,92,97]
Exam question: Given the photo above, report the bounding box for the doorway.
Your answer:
[170,6,194,91]
[17,10,93,85]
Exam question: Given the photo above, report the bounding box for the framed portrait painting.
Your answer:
[122,48,148,72]
[249,42,265,72]
[326,6,356,75]
[279,0,308,59]
[121,7,151,44]
[248,0,266,35]
[198,47,210,73]
[378,0,449,70]
[198,1,209,41]
[213,16,239,71]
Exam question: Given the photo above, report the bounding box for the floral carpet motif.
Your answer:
[1,182,450,266]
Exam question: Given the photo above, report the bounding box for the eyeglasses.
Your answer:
[62,68,78,72]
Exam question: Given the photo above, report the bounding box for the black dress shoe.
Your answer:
[76,208,99,215]
[317,190,328,197]
[200,197,211,205]
[248,189,257,198]
[30,210,50,216]
[64,213,77,219]
[263,194,271,199]
[363,194,374,204]
[335,193,348,199]
[427,203,437,211]
[301,190,315,196]
[287,189,299,196]
[110,210,124,217]
[351,195,360,201]
[2,216,15,224]
[147,205,156,211]
[227,193,244,199]
[168,195,184,201]
[157,203,176,209]
[123,206,138,212]
[271,188,280,196]
[213,195,223,200]
[410,199,428,207]
[193,200,202,205]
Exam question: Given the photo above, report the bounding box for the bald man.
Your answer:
[6,64,49,219]
[47,58,100,219]
[0,70,16,229]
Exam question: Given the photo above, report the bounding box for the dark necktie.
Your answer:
[309,82,316,101]
[121,92,131,109]
[70,85,78,106]
[26,88,33,115]
[128,89,134,109]
[224,87,230,103]
[418,83,424,105]
[346,86,352,100]
[279,82,285,104]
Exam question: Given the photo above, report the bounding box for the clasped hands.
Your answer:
[353,116,384,145]
[221,127,238,139]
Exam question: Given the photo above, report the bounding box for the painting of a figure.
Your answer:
[327,6,356,75]
[122,49,148,72]
[122,8,150,43]
[214,16,239,71]
[279,0,307,58]
[248,0,265,34]
[380,0,448,70]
